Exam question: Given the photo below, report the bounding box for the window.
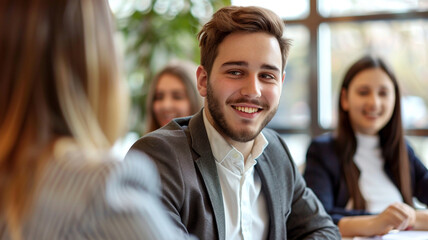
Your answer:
[269,25,310,130]
[232,0,309,20]
[318,0,428,17]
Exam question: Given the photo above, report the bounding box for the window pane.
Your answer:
[318,19,428,129]
[231,0,309,20]
[319,0,428,17]
[269,25,310,129]
[280,134,311,170]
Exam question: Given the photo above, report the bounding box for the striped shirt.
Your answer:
[0,151,190,240]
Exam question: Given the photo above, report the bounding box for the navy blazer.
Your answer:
[304,133,428,224]
[127,110,340,240]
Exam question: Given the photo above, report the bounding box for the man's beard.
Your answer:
[206,81,278,142]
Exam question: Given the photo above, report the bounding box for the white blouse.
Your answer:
[353,133,403,213]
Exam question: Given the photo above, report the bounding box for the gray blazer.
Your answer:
[0,152,184,239]
[127,110,340,240]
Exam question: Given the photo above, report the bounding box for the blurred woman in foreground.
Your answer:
[0,0,186,239]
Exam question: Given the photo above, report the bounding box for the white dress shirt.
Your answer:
[353,133,403,213]
[203,111,269,240]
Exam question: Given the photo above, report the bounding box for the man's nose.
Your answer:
[241,75,262,98]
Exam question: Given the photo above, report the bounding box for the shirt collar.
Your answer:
[355,132,380,150]
[203,109,268,174]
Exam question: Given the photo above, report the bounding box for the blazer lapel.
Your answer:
[188,110,226,240]
[256,153,283,240]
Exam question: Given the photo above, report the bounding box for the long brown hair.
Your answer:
[336,55,412,210]
[0,0,128,238]
[145,61,203,133]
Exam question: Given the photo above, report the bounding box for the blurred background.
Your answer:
[109,0,428,167]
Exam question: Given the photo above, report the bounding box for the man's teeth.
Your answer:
[235,106,258,113]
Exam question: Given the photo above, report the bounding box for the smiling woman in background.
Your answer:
[304,55,428,237]
[0,0,189,239]
[145,61,203,134]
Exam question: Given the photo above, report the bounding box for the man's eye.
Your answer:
[228,71,242,76]
[260,73,275,79]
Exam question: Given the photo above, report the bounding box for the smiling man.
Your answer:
[126,6,339,240]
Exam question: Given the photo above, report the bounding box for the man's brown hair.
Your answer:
[197,6,291,76]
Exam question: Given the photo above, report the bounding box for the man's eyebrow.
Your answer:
[261,64,280,72]
[220,61,281,72]
[221,61,248,67]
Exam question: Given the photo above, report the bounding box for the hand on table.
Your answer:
[371,202,416,235]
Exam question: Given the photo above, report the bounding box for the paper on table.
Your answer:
[352,231,428,240]
[382,231,428,240]
[353,236,382,240]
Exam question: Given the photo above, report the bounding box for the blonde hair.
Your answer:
[0,0,128,238]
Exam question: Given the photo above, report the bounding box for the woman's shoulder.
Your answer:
[45,150,158,191]
[25,150,184,239]
[35,150,159,217]
[309,132,336,150]
[306,133,340,165]
[403,140,428,170]
[312,132,334,142]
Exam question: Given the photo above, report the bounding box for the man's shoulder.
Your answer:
[127,116,197,159]
[142,116,193,140]
[156,116,192,133]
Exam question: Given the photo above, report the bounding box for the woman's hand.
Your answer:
[371,202,416,234]
[338,202,416,237]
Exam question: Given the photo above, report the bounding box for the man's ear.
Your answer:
[341,88,349,111]
[196,65,208,97]
[282,71,286,83]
